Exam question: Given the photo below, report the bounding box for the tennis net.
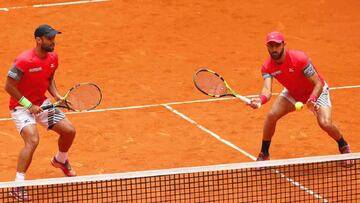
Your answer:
[0,153,359,202]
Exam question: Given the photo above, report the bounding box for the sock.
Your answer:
[337,137,348,149]
[261,140,271,156]
[55,151,68,164]
[15,172,25,182]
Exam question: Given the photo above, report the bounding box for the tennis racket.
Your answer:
[193,69,260,107]
[42,83,102,112]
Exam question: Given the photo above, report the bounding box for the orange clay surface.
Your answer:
[0,0,359,181]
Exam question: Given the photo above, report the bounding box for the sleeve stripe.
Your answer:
[7,65,24,80]
[303,63,315,78]
[262,73,272,79]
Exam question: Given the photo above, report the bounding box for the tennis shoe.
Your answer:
[339,145,351,154]
[256,152,270,161]
[51,157,76,177]
[9,187,31,201]
[339,145,355,167]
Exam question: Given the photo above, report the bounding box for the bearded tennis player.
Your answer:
[248,31,352,162]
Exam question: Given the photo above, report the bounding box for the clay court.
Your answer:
[0,0,359,190]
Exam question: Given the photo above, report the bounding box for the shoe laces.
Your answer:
[257,153,269,160]
[64,161,72,170]
[340,145,351,154]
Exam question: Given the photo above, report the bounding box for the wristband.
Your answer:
[307,95,318,103]
[259,94,269,105]
[19,96,33,109]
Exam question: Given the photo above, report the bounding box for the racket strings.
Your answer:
[66,84,102,111]
[194,71,228,97]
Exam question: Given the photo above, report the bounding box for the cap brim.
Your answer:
[44,30,61,37]
[266,39,283,44]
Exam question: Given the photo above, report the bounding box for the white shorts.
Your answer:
[11,99,66,133]
[280,82,332,107]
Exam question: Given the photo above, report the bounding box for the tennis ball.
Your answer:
[295,102,304,111]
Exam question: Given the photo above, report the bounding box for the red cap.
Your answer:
[266,31,284,44]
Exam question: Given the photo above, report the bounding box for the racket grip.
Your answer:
[236,95,261,108]
[236,95,251,104]
[41,104,54,110]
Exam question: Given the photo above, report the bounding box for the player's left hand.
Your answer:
[54,95,65,105]
[54,95,63,101]
[306,100,319,112]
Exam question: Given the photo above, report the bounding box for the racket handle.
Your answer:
[41,104,54,110]
[236,95,261,108]
[235,94,251,104]
[41,99,64,110]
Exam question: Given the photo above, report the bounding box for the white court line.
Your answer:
[0,96,251,121]
[161,104,256,160]
[162,104,329,202]
[0,84,359,122]
[329,85,360,90]
[0,0,109,11]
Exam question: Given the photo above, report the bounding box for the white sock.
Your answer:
[15,172,25,182]
[55,151,68,164]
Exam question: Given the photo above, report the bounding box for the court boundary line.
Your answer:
[0,84,359,122]
[162,104,329,202]
[162,104,256,160]
[0,0,110,11]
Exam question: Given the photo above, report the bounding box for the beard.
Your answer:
[41,44,55,52]
[269,47,284,60]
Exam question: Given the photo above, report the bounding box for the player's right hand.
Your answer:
[248,97,262,109]
[28,105,43,115]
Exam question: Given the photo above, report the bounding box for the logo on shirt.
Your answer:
[288,67,295,73]
[50,64,55,68]
[8,70,17,78]
[270,70,282,76]
[29,67,42,72]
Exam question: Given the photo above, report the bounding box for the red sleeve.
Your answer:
[261,65,267,73]
[14,57,30,72]
[261,58,272,73]
[293,51,310,70]
[261,59,273,79]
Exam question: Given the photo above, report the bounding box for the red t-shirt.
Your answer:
[261,50,324,103]
[9,49,58,110]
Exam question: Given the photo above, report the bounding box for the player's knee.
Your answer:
[318,118,333,130]
[56,123,76,140]
[266,111,281,123]
[66,126,76,139]
[25,136,39,150]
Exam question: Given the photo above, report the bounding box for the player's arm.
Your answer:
[260,77,273,100]
[249,74,273,109]
[47,71,62,101]
[303,63,323,111]
[4,66,42,113]
[5,75,23,101]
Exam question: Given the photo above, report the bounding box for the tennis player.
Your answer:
[4,24,76,200]
[248,31,352,161]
